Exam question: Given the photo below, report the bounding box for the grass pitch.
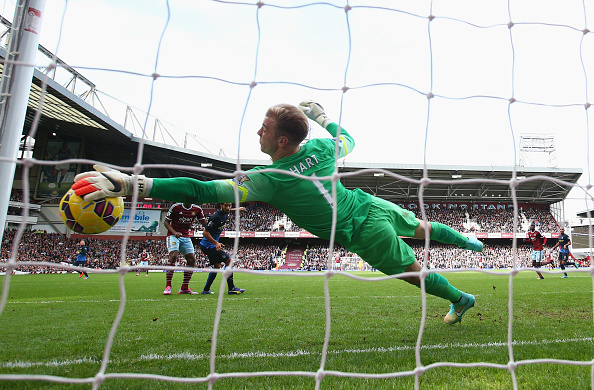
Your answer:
[0,269,593,389]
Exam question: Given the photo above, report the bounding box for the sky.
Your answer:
[2,0,594,218]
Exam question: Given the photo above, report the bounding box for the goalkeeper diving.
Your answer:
[71,100,482,324]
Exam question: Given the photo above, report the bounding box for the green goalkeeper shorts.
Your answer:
[348,197,420,275]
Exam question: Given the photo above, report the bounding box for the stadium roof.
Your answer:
[21,64,134,147]
[336,163,582,204]
[127,141,584,205]
[4,45,582,206]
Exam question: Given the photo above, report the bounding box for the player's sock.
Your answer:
[560,264,567,277]
[165,260,175,287]
[536,270,544,279]
[430,222,473,249]
[204,272,217,291]
[226,274,235,290]
[181,271,192,291]
[418,272,463,302]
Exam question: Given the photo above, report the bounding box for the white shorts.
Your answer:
[531,250,544,262]
[166,236,194,255]
[139,261,149,266]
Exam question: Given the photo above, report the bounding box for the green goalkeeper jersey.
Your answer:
[150,123,373,246]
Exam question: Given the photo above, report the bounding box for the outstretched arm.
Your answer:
[73,167,221,203]
[72,165,271,204]
[151,176,271,204]
[150,177,219,204]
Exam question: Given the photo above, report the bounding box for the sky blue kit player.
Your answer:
[552,227,578,278]
[200,203,245,295]
[74,240,90,279]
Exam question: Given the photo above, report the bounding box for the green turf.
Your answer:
[0,269,592,389]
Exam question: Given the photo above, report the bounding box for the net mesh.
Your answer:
[0,1,593,389]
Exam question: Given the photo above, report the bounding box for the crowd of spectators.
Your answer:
[0,229,282,274]
[520,208,558,233]
[0,200,568,274]
[5,195,559,234]
[466,208,521,233]
[300,244,354,271]
[224,202,558,233]
[226,203,285,231]
[302,241,588,271]
[409,243,534,270]
[0,227,587,274]
[405,206,557,234]
[230,243,279,270]
[7,190,34,216]
[0,229,169,274]
[10,190,25,203]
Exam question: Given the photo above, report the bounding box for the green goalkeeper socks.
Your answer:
[430,222,469,248]
[419,272,462,302]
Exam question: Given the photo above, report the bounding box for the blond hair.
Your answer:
[266,104,309,146]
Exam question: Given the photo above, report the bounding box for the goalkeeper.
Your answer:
[71,101,482,324]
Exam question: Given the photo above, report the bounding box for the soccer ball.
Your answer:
[59,189,124,234]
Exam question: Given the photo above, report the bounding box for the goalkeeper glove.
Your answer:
[71,165,152,202]
[299,100,332,128]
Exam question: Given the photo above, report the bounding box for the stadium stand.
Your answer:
[3,200,586,275]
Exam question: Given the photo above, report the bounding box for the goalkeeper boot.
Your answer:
[163,286,171,295]
[178,289,199,295]
[444,293,475,325]
[463,237,483,252]
[228,287,245,295]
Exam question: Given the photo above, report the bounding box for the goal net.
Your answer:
[0,1,592,389]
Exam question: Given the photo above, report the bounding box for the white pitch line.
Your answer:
[2,337,592,369]
[3,287,593,306]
